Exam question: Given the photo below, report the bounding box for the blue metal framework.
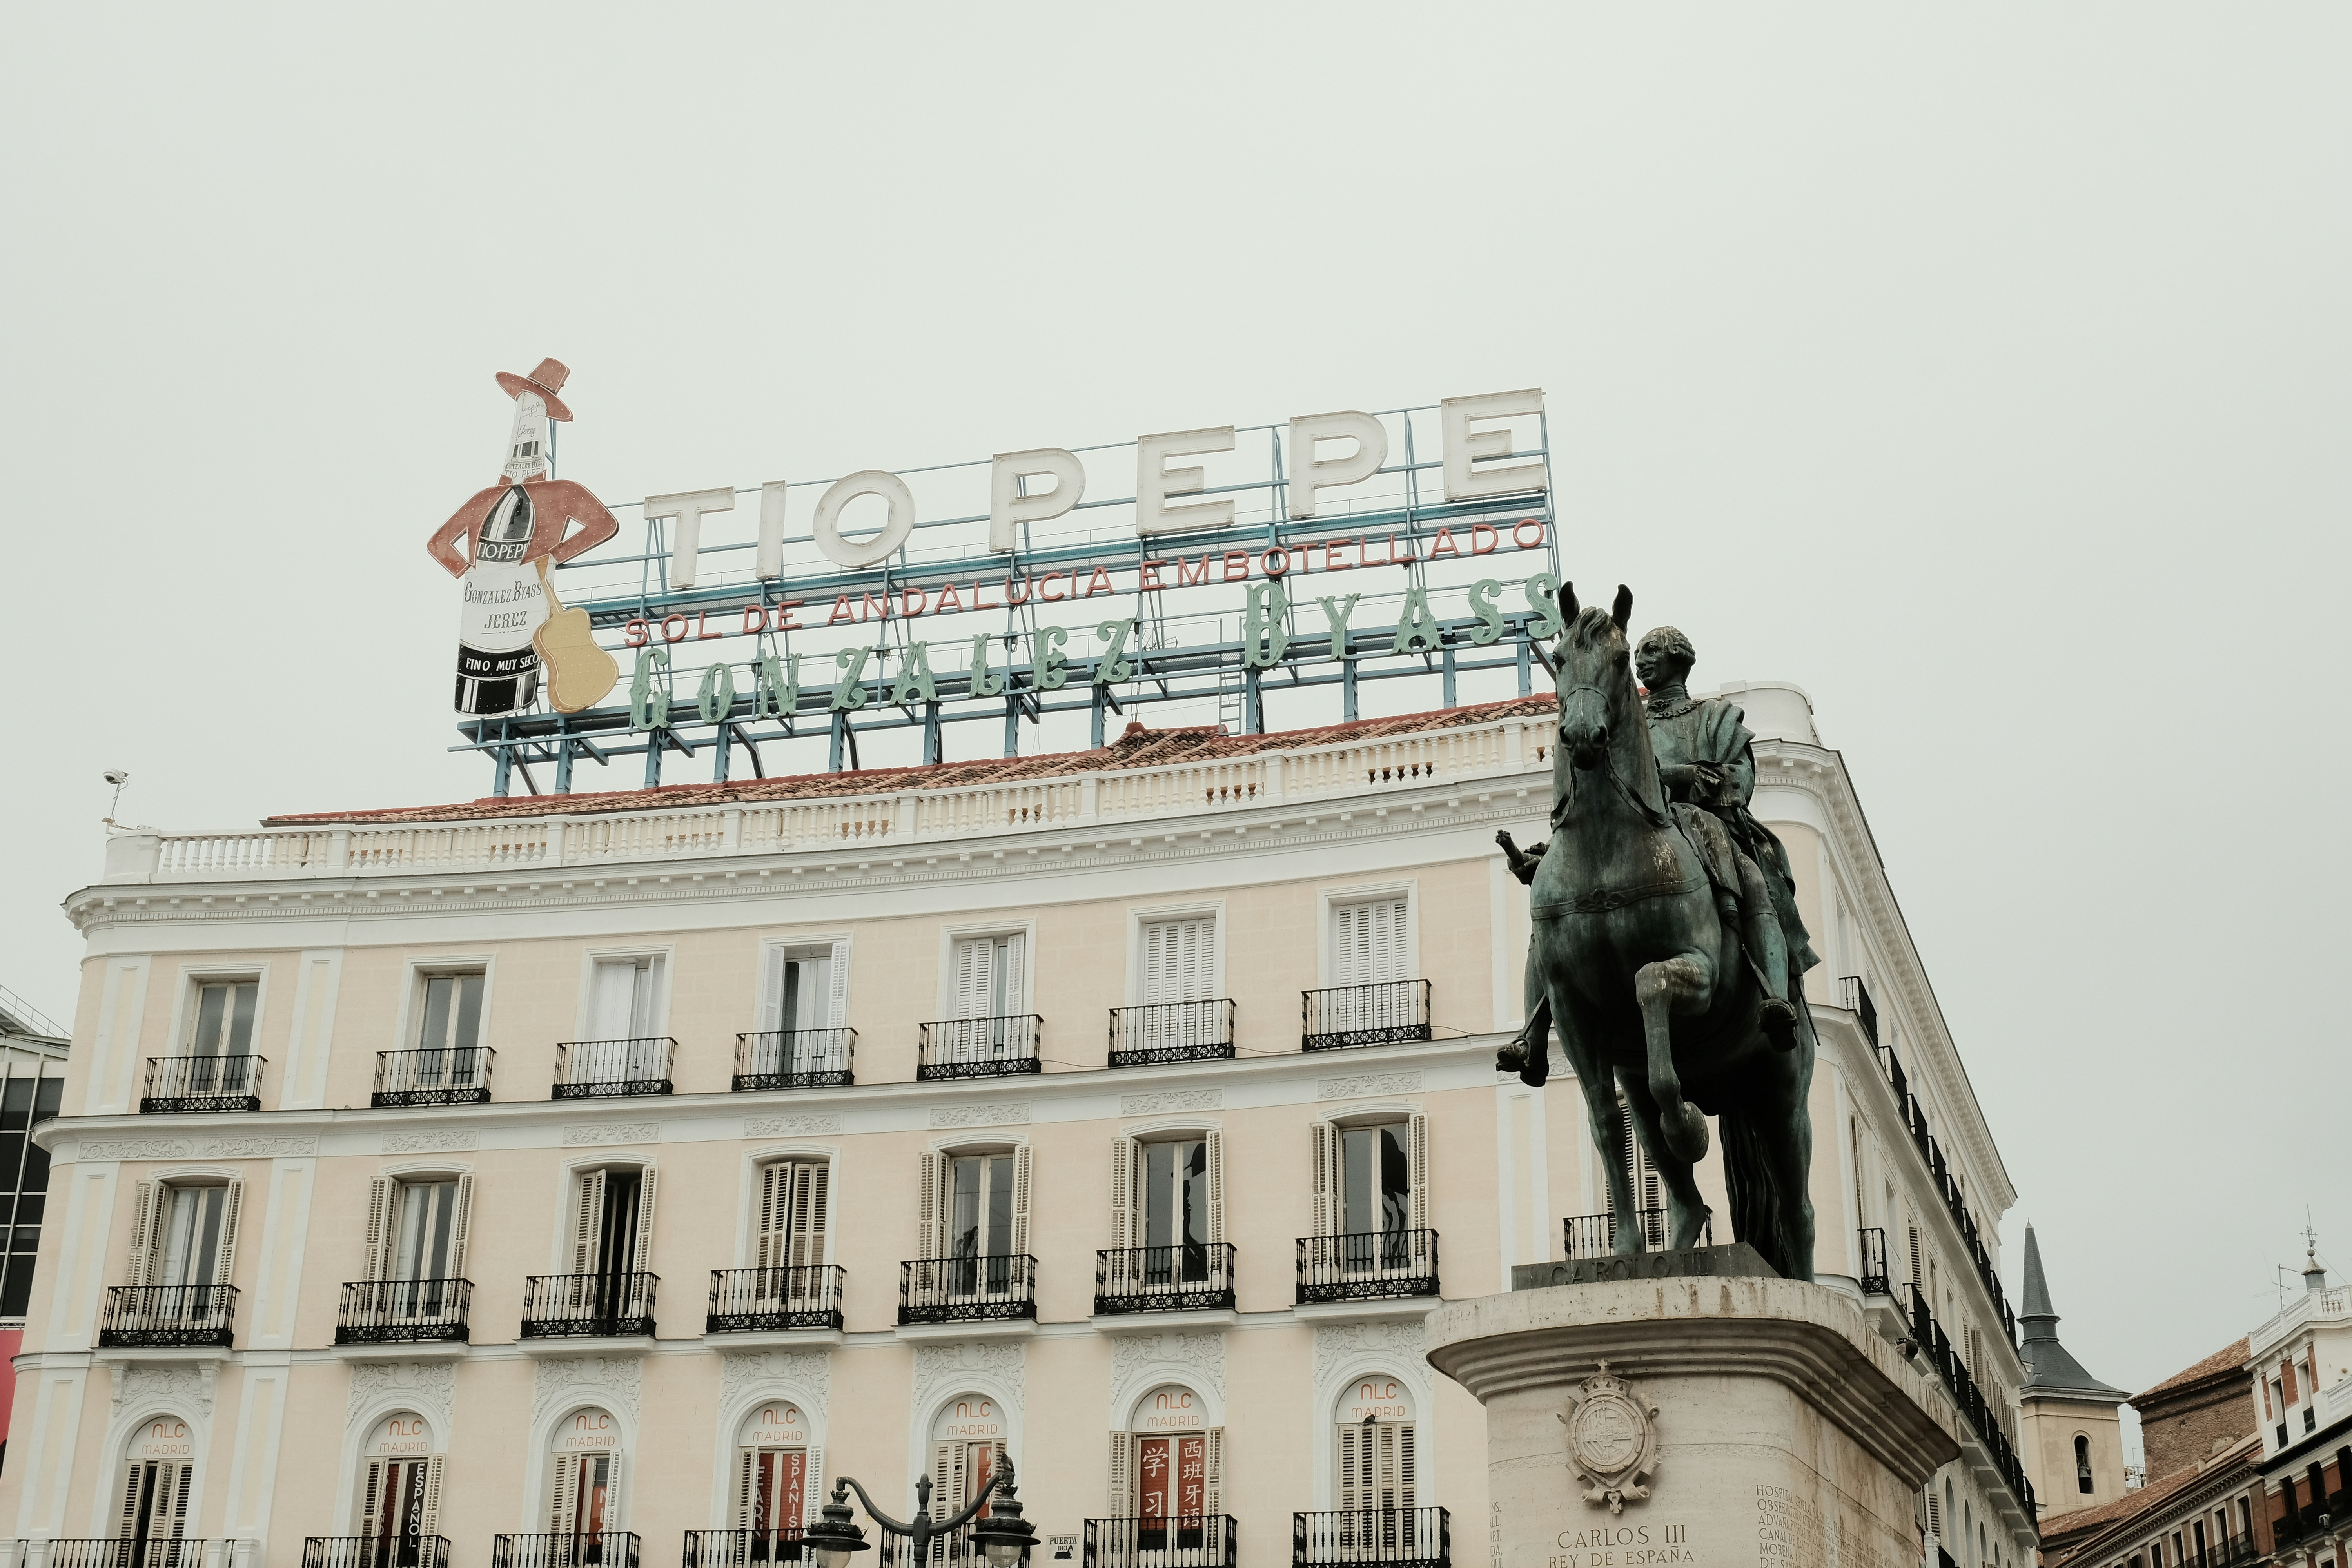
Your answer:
[452,404,1560,795]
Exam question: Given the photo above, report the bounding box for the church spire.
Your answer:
[2016,1223,2128,1399]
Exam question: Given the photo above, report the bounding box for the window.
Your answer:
[548,1415,623,1539]
[587,957,664,1041]
[918,1147,1031,1298]
[0,1071,64,1317]
[953,934,1027,1022]
[754,1160,830,1271]
[185,979,258,1057]
[733,1402,816,1553]
[362,1175,474,1282]
[2076,1434,2094,1494]
[128,1181,242,1289]
[1337,1419,1416,1513]
[571,1167,658,1278]
[760,945,843,1035]
[1310,1116,1430,1264]
[1333,898,1408,987]
[1107,1394,1222,1535]
[117,1450,194,1554]
[1140,917,1217,1005]
[417,973,485,1053]
[359,1443,444,1550]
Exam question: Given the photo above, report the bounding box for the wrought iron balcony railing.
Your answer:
[141,1054,263,1113]
[373,1047,494,1108]
[682,1530,811,1568]
[1086,1515,1239,1568]
[733,1029,855,1091]
[490,1534,641,1568]
[876,1528,978,1568]
[1857,1227,1890,1295]
[1295,1230,1439,1304]
[707,1265,846,1333]
[1095,1243,1237,1314]
[1292,1508,1449,1568]
[37,1541,217,1568]
[1905,1284,2037,1524]
[552,1038,675,1098]
[916,1016,1043,1080]
[2278,1483,2348,1549]
[520,1272,658,1338]
[335,1278,472,1344]
[98,1283,237,1348]
[1300,982,1431,1053]
[1109,1001,1236,1067]
[898,1253,1038,1324]
[1561,1209,1712,1260]
[302,1536,454,1568]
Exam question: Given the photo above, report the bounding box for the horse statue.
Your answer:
[1503,582,1817,1281]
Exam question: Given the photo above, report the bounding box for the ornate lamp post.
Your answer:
[810,1460,1038,1568]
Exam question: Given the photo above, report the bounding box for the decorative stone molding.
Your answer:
[110,1363,213,1417]
[929,1102,1029,1129]
[1117,1090,1222,1115]
[531,1356,642,1428]
[744,1114,842,1138]
[382,1129,477,1153]
[563,1123,659,1147]
[1316,1072,1421,1100]
[911,1341,1024,1416]
[80,1136,317,1161]
[719,1350,831,1417]
[1560,1362,1659,1514]
[1109,1332,1226,1423]
[345,1359,456,1436]
[1311,1319,1426,1388]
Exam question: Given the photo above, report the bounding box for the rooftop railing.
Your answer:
[122,714,1562,884]
[141,1054,263,1114]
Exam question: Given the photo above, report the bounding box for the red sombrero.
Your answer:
[494,357,574,421]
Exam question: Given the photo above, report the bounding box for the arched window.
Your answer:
[2076,1433,2094,1493]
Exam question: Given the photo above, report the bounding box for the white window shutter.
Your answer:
[603,1453,625,1531]
[419,1454,444,1538]
[828,940,851,1028]
[791,1163,829,1270]
[1407,1113,1430,1232]
[572,1171,606,1276]
[1396,1422,1417,1510]
[1002,932,1028,1015]
[953,938,988,1020]
[631,1167,659,1274]
[125,1180,157,1286]
[212,1180,244,1283]
[759,949,788,1033]
[447,1174,474,1279]
[803,1446,827,1533]
[1203,1428,1223,1517]
[167,1463,193,1535]
[918,1151,944,1259]
[116,1461,144,1539]
[1141,922,1167,1006]
[361,1177,393,1282]
[1109,1137,1136,1252]
[1205,1131,1226,1245]
[733,1448,759,1530]
[1107,1433,1132,1517]
[756,1162,791,1270]
[1336,1422,1363,1511]
[1311,1123,1334,1238]
[358,1458,387,1536]
[548,1456,578,1534]
[635,959,662,1038]
[1010,1145,1033,1257]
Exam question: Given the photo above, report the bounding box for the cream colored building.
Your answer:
[0,685,2039,1568]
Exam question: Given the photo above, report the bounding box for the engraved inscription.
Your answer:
[1547,1522,1696,1566]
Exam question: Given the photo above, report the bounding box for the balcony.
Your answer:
[733,1029,855,1092]
[335,1278,472,1345]
[1561,1209,1712,1260]
[2278,1482,2348,1552]
[1300,983,1430,1053]
[706,1266,846,1333]
[98,1284,236,1348]
[140,1054,263,1113]
[682,1531,811,1568]
[1904,1284,2038,1525]
[373,1047,494,1108]
[1109,1002,1236,1068]
[491,1535,640,1568]
[303,1538,454,1568]
[1295,1230,1439,1306]
[898,1254,1037,1325]
[552,1038,675,1099]
[1085,1515,1239,1568]
[1096,1244,1238,1315]
[520,1272,657,1339]
[1292,1508,1449,1568]
[916,1017,1042,1081]
[33,1542,218,1568]
[1857,1227,1890,1295]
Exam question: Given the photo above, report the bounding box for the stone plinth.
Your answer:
[1426,1249,1960,1568]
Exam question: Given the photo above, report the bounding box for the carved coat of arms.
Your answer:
[1557,1361,1659,1514]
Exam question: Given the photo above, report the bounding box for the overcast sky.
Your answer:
[3,5,2344,1401]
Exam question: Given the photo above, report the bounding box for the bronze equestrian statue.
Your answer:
[1494,585,1819,1281]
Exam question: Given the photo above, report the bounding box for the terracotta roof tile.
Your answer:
[263,695,1559,827]
[2043,1434,2261,1564]
[2135,1337,2250,1404]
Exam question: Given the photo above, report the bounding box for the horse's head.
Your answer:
[1553,582,1635,771]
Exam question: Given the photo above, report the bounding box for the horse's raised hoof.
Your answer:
[1664,1101,1710,1162]
[1760,996,1798,1052]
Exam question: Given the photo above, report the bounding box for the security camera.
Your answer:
[103,769,130,787]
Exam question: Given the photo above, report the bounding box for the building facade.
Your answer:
[0,989,71,1475]
[0,686,2038,1568]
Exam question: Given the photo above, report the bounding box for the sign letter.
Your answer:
[990,450,1087,553]
[1440,389,1548,502]
[1287,412,1388,519]
[756,480,790,580]
[1136,427,1236,537]
[645,486,737,590]
[812,471,918,570]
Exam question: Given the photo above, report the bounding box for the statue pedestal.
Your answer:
[1425,1248,1960,1568]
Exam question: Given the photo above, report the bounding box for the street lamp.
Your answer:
[828,1457,1036,1568]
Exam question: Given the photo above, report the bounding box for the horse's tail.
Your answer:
[1717,1102,1812,1282]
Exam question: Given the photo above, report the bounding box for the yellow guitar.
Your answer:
[534,556,620,713]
